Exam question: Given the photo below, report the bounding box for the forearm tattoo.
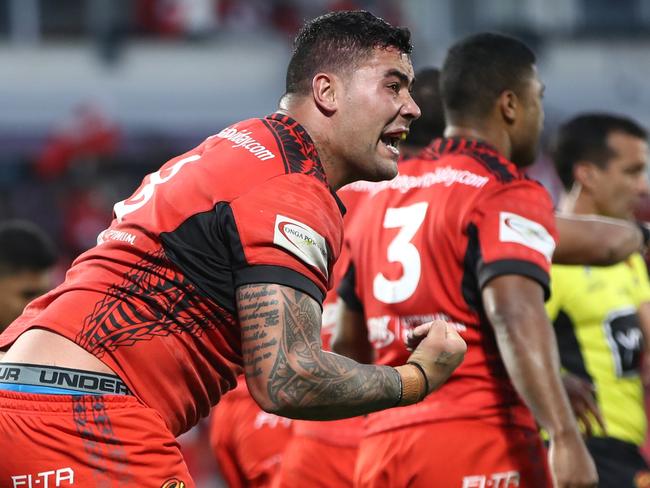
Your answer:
[238,284,400,418]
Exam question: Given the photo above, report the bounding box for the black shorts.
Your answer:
[585,436,649,488]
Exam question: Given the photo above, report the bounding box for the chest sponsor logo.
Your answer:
[273,215,328,278]
[11,468,74,487]
[603,307,642,377]
[499,211,555,262]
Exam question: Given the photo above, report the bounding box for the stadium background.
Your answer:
[1,0,649,485]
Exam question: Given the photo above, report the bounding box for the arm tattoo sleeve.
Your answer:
[237,283,401,420]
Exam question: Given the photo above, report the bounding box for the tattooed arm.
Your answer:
[237,283,466,420]
[237,283,401,420]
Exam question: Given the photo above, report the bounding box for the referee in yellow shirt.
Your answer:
[548,113,650,487]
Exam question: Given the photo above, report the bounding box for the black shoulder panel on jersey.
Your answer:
[235,265,325,306]
[553,310,593,383]
[338,263,364,313]
[461,223,482,313]
[478,259,551,300]
[466,142,515,183]
[160,202,244,315]
[161,202,326,313]
[262,114,327,183]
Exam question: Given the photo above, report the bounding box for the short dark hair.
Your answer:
[0,220,57,276]
[552,113,648,190]
[285,10,412,95]
[406,67,445,147]
[441,32,536,122]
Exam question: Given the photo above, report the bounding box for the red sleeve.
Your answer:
[470,180,558,298]
[229,173,344,305]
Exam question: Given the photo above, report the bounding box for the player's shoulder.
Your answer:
[421,138,528,186]
[200,113,329,185]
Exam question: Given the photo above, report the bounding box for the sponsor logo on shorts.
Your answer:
[273,214,329,278]
[462,471,520,488]
[11,467,74,487]
[498,211,555,262]
[161,479,186,488]
[212,127,275,161]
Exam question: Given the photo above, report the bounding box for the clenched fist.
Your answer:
[406,320,466,394]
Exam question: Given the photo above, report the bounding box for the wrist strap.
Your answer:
[395,364,427,406]
[407,361,430,396]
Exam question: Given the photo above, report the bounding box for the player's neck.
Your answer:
[558,192,598,216]
[276,102,347,190]
[444,124,512,160]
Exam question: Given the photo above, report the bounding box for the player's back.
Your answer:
[343,138,557,433]
[0,114,344,437]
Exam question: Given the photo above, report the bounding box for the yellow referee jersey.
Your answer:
[546,253,650,446]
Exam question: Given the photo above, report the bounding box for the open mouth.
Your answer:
[380,132,406,157]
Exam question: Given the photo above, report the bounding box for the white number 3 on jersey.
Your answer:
[373,202,428,304]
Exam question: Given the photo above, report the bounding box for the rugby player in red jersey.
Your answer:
[276,68,448,488]
[0,11,466,487]
[337,33,597,488]
[209,182,375,488]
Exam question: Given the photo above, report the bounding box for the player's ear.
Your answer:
[574,162,598,190]
[312,73,338,115]
[498,90,518,125]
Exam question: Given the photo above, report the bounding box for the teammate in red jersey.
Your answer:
[209,376,293,488]
[0,10,467,487]
[337,33,597,488]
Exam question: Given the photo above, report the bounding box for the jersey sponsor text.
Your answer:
[273,215,329,278]
[11,468,74,488]
[498,212,555,262]
[345,166,489,196]
[213,127,275,161]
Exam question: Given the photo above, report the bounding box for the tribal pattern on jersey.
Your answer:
[422,138,515,183]
[76,250,225,357]
[262,114,326,183]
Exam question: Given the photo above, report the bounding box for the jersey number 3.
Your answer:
[373,202,428,304]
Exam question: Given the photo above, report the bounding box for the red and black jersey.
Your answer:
[339,138,558,434]
[0,114,345,436]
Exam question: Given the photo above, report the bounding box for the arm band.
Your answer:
[395,364,427,406]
